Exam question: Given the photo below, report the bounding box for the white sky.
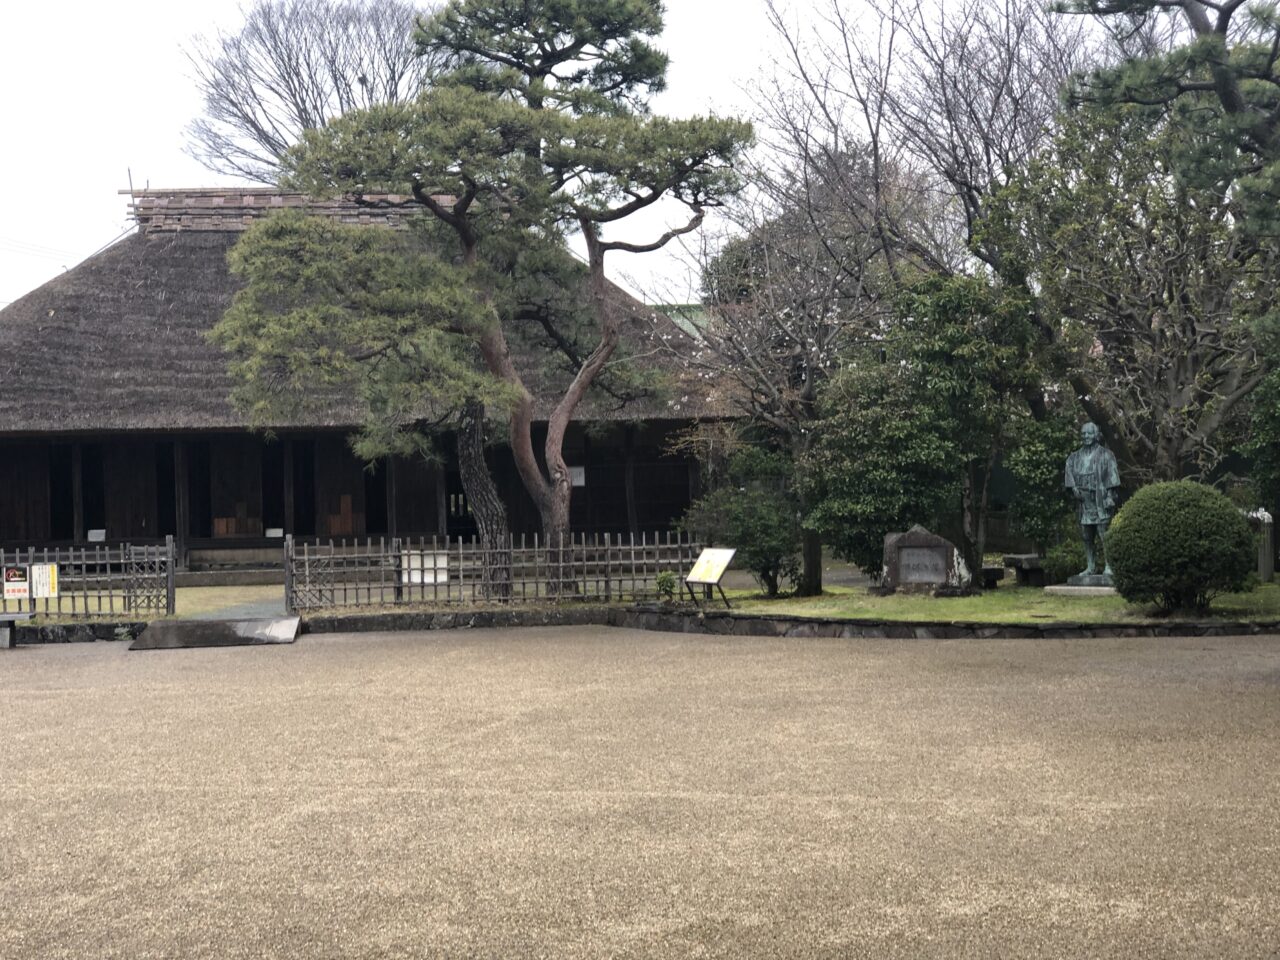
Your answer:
[0,1,786,311]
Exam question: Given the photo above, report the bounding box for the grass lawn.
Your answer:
[19,585,285,625]
[731,581,1280,623]
[26,579,1280,628]
[173,584,284,618]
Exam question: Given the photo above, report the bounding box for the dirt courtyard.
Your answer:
[3,627,1279,958]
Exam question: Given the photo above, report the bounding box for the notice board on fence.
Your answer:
[31,564,58,599]
[686,548,736,586]
[3,564,59,601]
[3,565,29,601]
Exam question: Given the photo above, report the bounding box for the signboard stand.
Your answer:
[684,547,736,610]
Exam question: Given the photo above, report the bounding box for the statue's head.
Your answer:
[1081,422,1101,446]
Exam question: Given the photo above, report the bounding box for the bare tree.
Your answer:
[657,0,1067,593]
[659,141,930,594]
[764,0,1101,272]
[185,0,444,182]
[758,0,1271,487]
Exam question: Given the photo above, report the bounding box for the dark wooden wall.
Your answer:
[104,441,158,539]
[393,456,443,535]
[461,422,694,538]
[0,443,51,541]
[315,435,366,537]
[0,422,698,546]
[209,436,263,538]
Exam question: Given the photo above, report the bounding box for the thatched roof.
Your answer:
[0,189,728,437]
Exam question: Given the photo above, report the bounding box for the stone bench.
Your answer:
[0,612,33,649]
[980,565,1006,590]
[1002,554,1045,588]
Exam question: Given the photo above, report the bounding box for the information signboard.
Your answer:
[30,564,58,600]
[3,566,30,601]
[684,547,736,609]
[686,548,736,585]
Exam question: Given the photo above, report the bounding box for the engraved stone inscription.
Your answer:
[899,547,948,584]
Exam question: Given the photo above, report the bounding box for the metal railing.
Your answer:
[0,536,176,619]
[285,532,698,612]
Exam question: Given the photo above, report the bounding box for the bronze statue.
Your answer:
[1064,422,1121,581]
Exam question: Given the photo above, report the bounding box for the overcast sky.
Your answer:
[0,1,788,311]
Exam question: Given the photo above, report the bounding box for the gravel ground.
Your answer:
[2,627,1278,959]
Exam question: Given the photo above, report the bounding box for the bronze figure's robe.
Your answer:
[1065,445,1121,525]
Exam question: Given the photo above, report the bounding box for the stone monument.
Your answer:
[879,525,972,595]
[1064,422,1121,587]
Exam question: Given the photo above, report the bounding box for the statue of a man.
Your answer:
[1064,422,1121,580]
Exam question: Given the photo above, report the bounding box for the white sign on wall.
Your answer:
[400,550,449,585]
[569,466,586,487]
[30,564,58,600]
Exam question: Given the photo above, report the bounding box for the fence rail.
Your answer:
[285,532,699,612]
[0,537,176,619]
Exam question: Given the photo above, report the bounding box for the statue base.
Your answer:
[1066,573,1114,588]
[1044,584,1117,597]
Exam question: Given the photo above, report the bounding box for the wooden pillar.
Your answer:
[434,461,448,535]
[624,426,639,535]
[314,436,324,537]
[282,439,295,534]
[174,440,190,569]
[386,457,399,536]
[71,442,84,543]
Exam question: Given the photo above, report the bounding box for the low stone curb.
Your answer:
[12,622,148,645]
[11,608,1280,645]
[299,607,1280,640]
[302,606,618,635]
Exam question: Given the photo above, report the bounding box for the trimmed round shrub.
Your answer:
[1107,481,1255,612]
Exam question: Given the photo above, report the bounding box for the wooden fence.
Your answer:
[285,532,699,612]
[0,537,176,619]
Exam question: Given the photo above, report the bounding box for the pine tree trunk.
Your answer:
[539,477,574,595]
[457,399,511,599]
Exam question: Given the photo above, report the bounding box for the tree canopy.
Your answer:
[804,275,1042,573]
[985,102,1278,482]
[1067,0,1280,231]
[419,0,668,114]
[219,0,751,544]
[186,0,444,181]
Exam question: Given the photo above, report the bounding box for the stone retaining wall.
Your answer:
[13,622,148,644]
[300,606,1280,640]
[11,607,1280,645]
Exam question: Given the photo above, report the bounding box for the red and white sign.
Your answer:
[3,565,30,601]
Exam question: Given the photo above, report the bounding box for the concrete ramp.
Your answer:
[130,617,300,651]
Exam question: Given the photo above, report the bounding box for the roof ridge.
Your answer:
[125,188,434,234]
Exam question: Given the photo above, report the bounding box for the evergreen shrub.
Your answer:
[681,448,801,597]
[1043,539,1087,585]
[1107,481,1255,612]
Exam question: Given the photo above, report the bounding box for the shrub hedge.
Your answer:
[1107,481,1254,612]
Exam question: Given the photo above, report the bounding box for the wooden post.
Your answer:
[313,437,324,537]
[386,457,399,536]
[624,425,639,536]
[173,440,190,570]
[71,442,84,543]
[283,534,296,614]
[282,438,295,535]
[164,535,176,615]
[434,461,448,535]
[604,532,613,602]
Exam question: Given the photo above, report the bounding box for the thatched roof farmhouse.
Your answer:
[0,189,717,564]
